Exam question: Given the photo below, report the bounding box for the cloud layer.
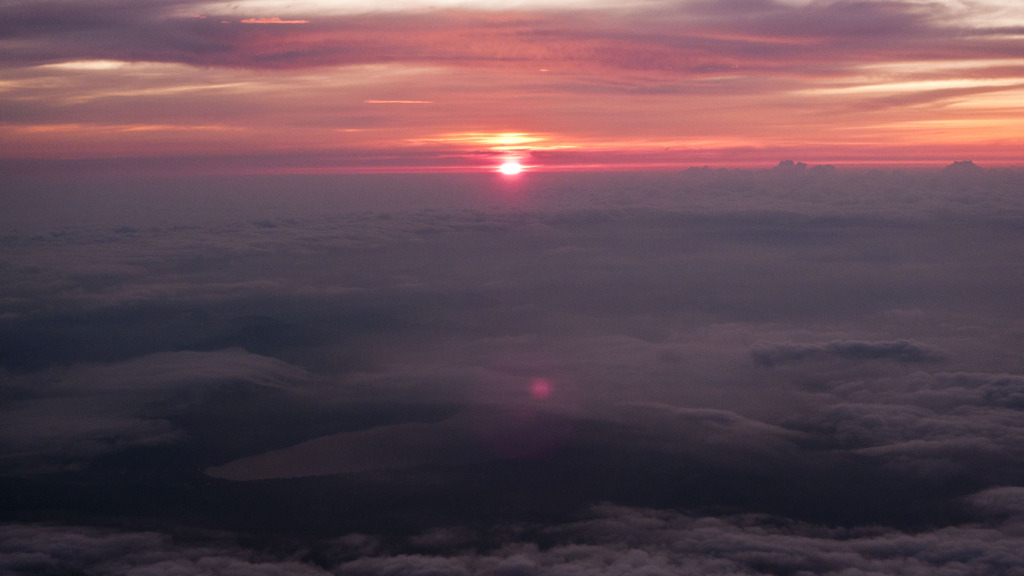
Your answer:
[5,501,1024,576]
[2,167,1024,572]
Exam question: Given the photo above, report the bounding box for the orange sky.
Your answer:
[2,0,1023,173]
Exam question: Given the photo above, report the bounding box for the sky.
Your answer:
[4,1,1024,575]
[2,0,1024,173]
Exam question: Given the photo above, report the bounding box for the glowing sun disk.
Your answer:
[499,159,524,174]
[499,161,523,175]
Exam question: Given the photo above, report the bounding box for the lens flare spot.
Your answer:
[499,161,523,175]
[529,377,552,399]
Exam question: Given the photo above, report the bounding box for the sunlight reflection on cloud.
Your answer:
[212,0,635,16]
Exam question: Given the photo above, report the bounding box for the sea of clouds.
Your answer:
[2,165,1024,574]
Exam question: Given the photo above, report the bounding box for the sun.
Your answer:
[499,161,523,175]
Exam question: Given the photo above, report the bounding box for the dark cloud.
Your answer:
[0,349,313,473]
[968,486,1024,519]
[1,0,1020,74]
[0,524,330,576]
[5,502,1024,575]
[751,339,944,366]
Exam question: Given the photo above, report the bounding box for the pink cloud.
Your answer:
[240,17,310,24]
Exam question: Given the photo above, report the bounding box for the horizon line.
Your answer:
[3,157,1021,178]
